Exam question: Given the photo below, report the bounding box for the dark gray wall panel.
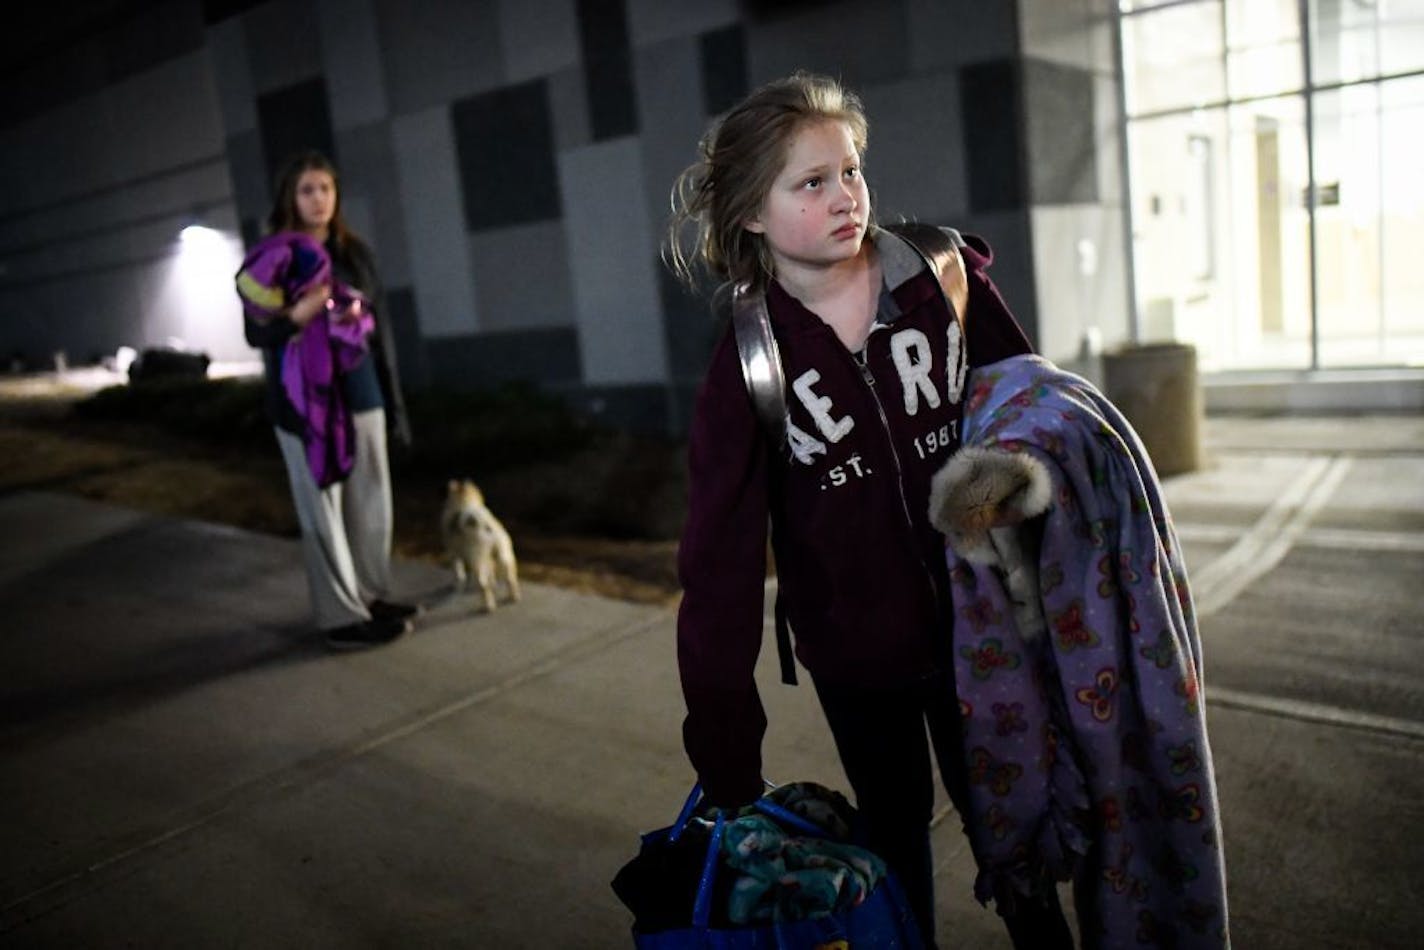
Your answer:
[861,72,969,227]
[559,138,665,385]
[576,0,639,140]
[547,65,593,151]
[376,0,504,115]
[382,285,428,389]
[745,0,908,89]
[451,80,563,231]
[204,0,267,23]
[466,222,575,332]
[256,77,336,187]
[102,0,206,85]
[907,0,1019,71]
[317,0,389,131]
[242,0,322,95]
[633,36,705,242]
[960,59,1026,214]
[498,0,582,83]
[0,37,106,130]
[426,327,582,389]
[1023,58,1098,206]
[626,0,737,47]
[390,106,477,337]
[225,129,270,237]
[964,207,1038,347]
[557,381,675,435]
[333,121,411,288]
[658,265,720,384]
[206,15,258,136]
[698,24,746,116]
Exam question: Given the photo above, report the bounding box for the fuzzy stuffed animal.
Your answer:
[440,479,520,613]
[928,446,1052,641]
[928,446,1051,561]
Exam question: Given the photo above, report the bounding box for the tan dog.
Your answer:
[440,479,520,612]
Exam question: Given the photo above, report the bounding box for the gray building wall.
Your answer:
[0,0,1128,434]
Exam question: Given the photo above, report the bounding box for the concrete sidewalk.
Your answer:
[0,490,873,948]
[2,412,1422,948]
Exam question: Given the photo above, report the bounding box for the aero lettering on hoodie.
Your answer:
[786,320,968,476]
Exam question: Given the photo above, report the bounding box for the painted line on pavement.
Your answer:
[1207,685,1424,742]
[1176,522,1424,553]
[1190,455,1354,617]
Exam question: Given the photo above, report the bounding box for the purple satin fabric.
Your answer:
[235,231,332,322]
[281,303,374,488]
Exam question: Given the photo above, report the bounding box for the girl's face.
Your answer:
[745,119,869,277]
[293,169,337,232]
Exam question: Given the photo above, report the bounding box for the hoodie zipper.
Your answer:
[852,341,938,583]
[852,337,950,671]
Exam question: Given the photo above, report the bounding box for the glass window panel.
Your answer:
[1317,76,1424,366]
[1123,1,1227,114]
[1381,0,1424,76]
[1127,108,1247,365]
[1306,0,1424,85]
[1118,3,1424,372]
[1226,0,1303,99]
[1222,97,1314,369]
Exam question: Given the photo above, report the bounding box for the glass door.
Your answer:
[1119,0,1424,371]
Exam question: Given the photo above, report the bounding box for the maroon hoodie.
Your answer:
[676,227,1033,807]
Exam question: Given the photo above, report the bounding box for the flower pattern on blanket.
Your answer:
[948,355,1229,948]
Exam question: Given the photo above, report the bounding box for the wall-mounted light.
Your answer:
[180,222,220,243]
[179,207,226,247]
[155,205,248,361]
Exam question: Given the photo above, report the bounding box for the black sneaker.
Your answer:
[368,599,422,623]
[325,616,411,651]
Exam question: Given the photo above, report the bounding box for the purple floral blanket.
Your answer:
[949,355,1229,947]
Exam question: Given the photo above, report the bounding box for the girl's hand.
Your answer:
[336,298,365,324]
[288,284,331,327]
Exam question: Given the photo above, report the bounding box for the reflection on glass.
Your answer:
[1315,77,1424,367]
[1309,0,1424,86]
[1225,97,1313,370]
[1226,0,1302,100]
[1123,0,1226,114]
[1120,0,1424,370]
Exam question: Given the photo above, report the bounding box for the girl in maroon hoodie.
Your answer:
[666,73,1072,948]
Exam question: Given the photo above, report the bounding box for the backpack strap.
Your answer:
[882,221,970,333]
[730,283,797,684]
[731,281,790,453]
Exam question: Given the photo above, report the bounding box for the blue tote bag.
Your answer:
[624,784,925,950]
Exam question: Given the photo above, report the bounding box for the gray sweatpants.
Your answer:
[274,408,394,631]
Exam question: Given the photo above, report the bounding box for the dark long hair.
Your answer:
[267,150,359,252]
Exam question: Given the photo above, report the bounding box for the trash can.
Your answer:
[1102,342,1204,478]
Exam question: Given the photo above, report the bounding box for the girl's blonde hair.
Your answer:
[665,72,869,293]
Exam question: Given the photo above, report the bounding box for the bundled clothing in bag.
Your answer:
[236,231,374,487]
[721,813,886,924]
[928,354,1230,947]
[613,782,922,948]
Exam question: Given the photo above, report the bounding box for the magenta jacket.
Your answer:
[677,228,1033,807]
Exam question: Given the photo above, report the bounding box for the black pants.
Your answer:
[813,672,1074,950]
